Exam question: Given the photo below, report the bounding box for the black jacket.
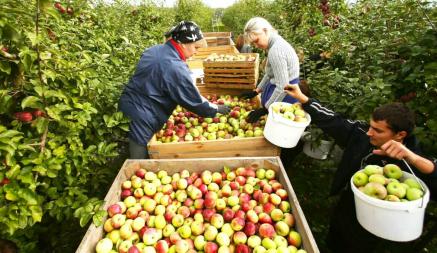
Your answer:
[302,98,437,200]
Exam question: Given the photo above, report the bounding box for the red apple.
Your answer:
[223,208,235,222]
[243,221,257,236]
[204,242,218,253]
[259,223,276,238]
[107,204,122,217]
[235,244,250,253]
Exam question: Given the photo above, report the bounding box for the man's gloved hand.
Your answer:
[247,107,268,123]
[217,105,231,115]
[239,90,259,99]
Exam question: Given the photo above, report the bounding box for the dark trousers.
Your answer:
[129,138,149,159]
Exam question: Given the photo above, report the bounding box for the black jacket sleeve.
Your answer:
[302,98,368,148]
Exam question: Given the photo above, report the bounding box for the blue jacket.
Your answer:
[119,41,218,146]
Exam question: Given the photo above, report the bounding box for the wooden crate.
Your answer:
[76,157,320,253]
[203,53,259,90]
[187,45,239,71]
[194,45,239,59]
[203,32,234,46]
[148,85,280,159]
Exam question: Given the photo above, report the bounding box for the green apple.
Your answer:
[216,232,231,246]
[406,187,424,201]
[221,223,234,237]
[385,194,401,202]
[383,164,403,179]
[218,246,231,253]
[273,235,288,248]
[194,235,207,250]
[95,238,113,253]
[386,181,406,199]
[154,215,166,229]
[163,224,175,237]
[177,224,191,239]
[363,165,383,176]
[172,214,184,227]
[248,235,261,248]
[288,245,298,253]
[404,178,422,189]
[274,221,290,236]
[190,220,205,236]
[265,169,276,180]
[368,174,388,185]
[261,237,276,249]
[363,182,387,199]
[204,225,218,241]
[352,171,368,187]
[253,246,267,253]
[277,246,289,253]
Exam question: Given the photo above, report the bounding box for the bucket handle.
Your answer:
[401,159,426,208]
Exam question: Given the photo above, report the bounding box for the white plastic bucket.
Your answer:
[350,170,430,242]
[303,139,334,160]
[263,102,311,148]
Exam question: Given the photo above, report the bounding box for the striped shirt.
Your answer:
[257,33,300,108]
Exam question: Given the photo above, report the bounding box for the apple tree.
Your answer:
[0,0,174,250]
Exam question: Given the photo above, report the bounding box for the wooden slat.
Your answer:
[204,83,256,89]
[204,77,256,84]
[76,157,320,253]
[204,68,256,74]
[148,136,279,159]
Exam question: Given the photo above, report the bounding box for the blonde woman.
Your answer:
[240,17,300,123]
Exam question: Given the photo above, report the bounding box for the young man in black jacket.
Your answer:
[284,84,437,253]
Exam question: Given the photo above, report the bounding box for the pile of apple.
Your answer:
[352,164,425,202]
[95,165,308,253]
[205,53,256,62]
[155,95,266,143]
[270,103,308,123]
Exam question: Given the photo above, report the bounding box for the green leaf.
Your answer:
[0,145,15,156]
[0,61,11,74]
[92,210,107,226]
[29,205,43,223]
[0,130,22,139]
[223,166,231,174]
[80,214,92,227]
[17,144,36,152]
[32,165,47,176]
[19,188,38,205]
[21,96,42,109]
[34,117,49,134]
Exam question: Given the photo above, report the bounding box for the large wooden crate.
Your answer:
[147,85,280,159]
[203,32,234,46]
[187,45,240,71]
[203,53,259,90]
[76,157,320,253]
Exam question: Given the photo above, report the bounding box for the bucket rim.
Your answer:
[350,170,430,211]
[268,102,311,127]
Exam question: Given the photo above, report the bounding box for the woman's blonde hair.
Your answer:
[244,17,277,42]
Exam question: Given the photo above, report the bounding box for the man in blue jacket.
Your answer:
[284,84,437,252]
[119,21,230,159]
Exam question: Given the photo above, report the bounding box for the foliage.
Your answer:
[222,0,274,36]
[269,0,437,156]
[174,0,215,31]
[0,0,173,250]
